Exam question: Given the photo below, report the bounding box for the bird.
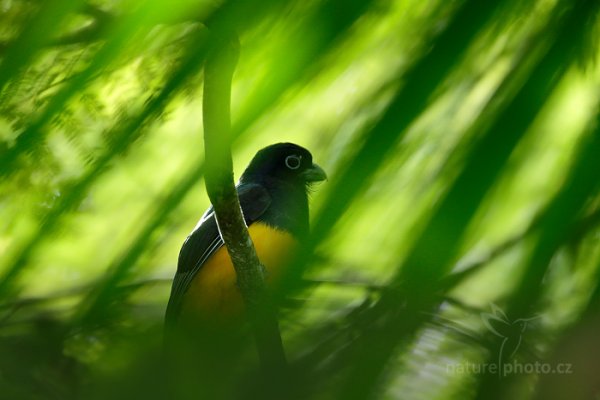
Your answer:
[164,143,326,331]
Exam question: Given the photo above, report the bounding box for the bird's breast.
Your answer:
[179,222,298,323]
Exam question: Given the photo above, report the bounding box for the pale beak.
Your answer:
[301,163,327,182]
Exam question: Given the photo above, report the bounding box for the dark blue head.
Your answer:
[240,143,326,187]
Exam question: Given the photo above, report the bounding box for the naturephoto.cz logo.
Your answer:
[445,304,573,377]
[446,360,573,377]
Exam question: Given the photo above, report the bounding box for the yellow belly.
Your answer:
[179,222,297,322]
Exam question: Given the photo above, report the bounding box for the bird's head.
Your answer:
[240,143,327,187]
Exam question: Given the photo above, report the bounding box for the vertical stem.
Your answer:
[202,30,287,374]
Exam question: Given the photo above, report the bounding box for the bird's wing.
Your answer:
[164,183,271,326]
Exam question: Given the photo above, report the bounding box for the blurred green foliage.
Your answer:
[1,0,600,399]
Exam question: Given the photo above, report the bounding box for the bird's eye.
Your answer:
[285,154,302,170]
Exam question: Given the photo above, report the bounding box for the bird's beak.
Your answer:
[301,163,327,182]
